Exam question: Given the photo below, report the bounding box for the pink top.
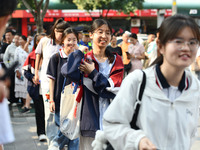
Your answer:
[128,42,145,73]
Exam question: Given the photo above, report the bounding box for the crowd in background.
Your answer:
[1,13,200,150]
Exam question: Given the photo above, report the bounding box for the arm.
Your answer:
[3,45,10,68]
[35,54,41,84]
[24,36,32,53]
[49,78,55,112]
[46,54,58,112]
[24,70,34,82]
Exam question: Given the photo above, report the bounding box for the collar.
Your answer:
[51,39,56,45]
[59,48,68,58]
[155,64,189,92]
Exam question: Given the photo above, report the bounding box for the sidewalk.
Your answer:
[4,104,200,150]
[4,104,48,150]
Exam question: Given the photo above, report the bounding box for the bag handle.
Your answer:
[62,78,67,93]
[130,70,146,129]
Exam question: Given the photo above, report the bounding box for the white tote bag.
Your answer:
[60,79,82,140]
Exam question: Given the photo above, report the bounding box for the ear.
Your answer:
[156,39,164,55]
[89,32,93,39]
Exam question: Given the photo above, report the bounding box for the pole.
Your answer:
[172,0,177,15]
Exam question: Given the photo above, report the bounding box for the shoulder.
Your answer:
[186,69,200,89]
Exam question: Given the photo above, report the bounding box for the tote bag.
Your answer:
[60,79,82,140]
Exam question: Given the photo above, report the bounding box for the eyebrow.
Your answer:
[174,37,197,40]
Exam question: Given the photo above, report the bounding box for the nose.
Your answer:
[180,42,190,51]
[101,32,106,38]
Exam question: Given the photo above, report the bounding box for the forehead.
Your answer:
[64,33,77,39]
[176,27,196,39]
[96,24,110,31]
[6,32,12,35]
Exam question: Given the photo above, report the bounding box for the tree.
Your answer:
[61,0,144,19]
[18,0,49,33]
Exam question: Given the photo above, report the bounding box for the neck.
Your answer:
[111,43,117,48]
[55,39,60,45]
[160,64,184,87]
[93,45,107,62]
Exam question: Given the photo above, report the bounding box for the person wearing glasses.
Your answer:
[61,19,124,150]
[103,14,200,150]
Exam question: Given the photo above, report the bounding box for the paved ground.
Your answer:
[4,105,48,150]
[3,105,200,150]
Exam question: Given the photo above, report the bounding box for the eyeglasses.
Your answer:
[94,30,111,36]
[168,39,199,51]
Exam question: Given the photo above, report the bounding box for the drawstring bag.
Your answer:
[60,78,83,140]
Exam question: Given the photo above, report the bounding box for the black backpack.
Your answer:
[106,70,146,150]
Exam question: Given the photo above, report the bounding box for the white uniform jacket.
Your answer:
[103,65,200,150]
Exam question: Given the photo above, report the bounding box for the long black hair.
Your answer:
[49,18,70,41]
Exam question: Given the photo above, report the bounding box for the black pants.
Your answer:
[32,95,45,136]
[8,72,19,103]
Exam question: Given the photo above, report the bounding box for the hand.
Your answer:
[79,45,89,53]
[79,61,95,74]
[27,36,32,43]
[49,101,55,113]
[139,137,157,150]
[34,74,40,85]
[16,71,21,79]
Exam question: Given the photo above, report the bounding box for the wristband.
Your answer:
[49,101,54,103]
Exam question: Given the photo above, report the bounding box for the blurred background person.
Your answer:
[14,35,29,109]
[3,33,20,106]
[23,33,46,141]
[120,31,131,76]
[126,33,145,73]
[0,0,17,149]
[107,35,122,56]
[78,29,92,51]
[143,33,155,68]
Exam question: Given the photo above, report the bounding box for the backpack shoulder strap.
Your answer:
[130,70,146,129]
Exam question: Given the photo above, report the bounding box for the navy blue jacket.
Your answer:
[61,50,124,137]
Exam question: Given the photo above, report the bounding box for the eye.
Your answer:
[106,32,111,35]
[189,40,198,45]
[174,39,184,44]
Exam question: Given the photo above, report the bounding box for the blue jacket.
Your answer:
[61,50,124,137]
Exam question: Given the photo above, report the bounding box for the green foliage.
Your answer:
[17,0,36,10]
[70,0,144,14]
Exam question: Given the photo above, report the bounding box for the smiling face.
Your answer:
[63,33,78,52]
[160,27,198,70]
[90,24,111,49]
[19,36,26,47]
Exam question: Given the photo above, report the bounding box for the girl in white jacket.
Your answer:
[102,14,200,150]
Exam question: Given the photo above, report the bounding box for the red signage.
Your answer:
[12,9,172,19]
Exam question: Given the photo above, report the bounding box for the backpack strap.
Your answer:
[130,70,146,129]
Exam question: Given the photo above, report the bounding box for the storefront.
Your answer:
[11,9,173,36]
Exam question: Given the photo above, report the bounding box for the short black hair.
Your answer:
[129,33,137,39]
[5,29,15,35]
[0,0,17,17]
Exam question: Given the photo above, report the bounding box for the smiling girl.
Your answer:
[61,19,124,150]
[103,14,200,150]
[47,27,79,150]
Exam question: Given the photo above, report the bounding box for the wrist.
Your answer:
[49,100,54,103]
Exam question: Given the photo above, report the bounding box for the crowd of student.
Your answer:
[1,3,200,149]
